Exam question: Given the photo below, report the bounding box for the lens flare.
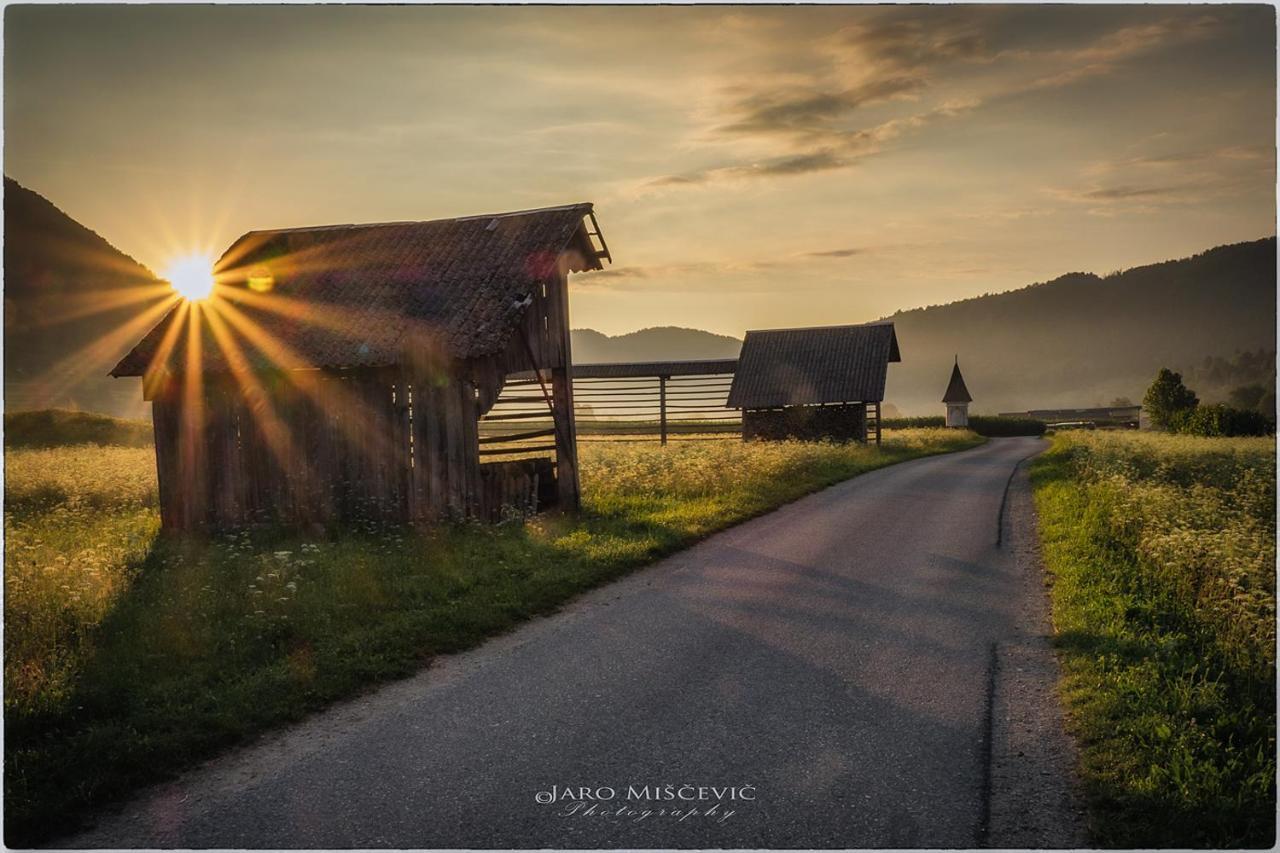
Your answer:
[163,254,215,301]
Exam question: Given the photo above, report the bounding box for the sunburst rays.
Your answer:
[23,294,182,409]
[201,304,300,469]
[80,228,420,502]
[205,297,399,464]
[30,283,175,328]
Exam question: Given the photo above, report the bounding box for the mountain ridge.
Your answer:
[571,326,742,364]
[570,238,1276,414]
[4,176,1274,417]
[4,177,165,418]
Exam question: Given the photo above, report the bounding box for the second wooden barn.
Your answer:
[111,203,610,531]
[726,322,901,444]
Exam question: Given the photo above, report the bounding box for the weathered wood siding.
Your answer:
[146,255,585,532]
[743,403,868,443]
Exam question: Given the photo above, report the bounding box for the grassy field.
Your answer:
[4,427,980,843]
[1031,431,1276,847]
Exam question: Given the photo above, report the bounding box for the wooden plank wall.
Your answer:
[156,369,407,530]
[152,269,576,531]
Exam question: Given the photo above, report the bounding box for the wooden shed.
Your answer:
[726,322,901,444]
[110,203,610,531]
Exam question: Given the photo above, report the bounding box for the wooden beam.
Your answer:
[659,375,668,446]
[478,427,557,444]
[549,267,580,510]
[552,366,579,508]
[478,443,558,457]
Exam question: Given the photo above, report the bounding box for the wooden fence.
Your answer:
[478,359,740,457]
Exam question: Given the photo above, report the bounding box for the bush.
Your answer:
[880,415,1045,437]
[1143,368,1199,430]
[1175,404,1275,437]
[4,409,152,449]
[1227,383,1268,412]
[968,415,1046,437]
[881,416,945,430]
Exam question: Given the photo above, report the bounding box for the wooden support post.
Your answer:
[150,382,180,530]
[177,380,208,531]
[394,374,414,522]
[551,366,580,510]
[874,401,882,446]
[659,375,668,446]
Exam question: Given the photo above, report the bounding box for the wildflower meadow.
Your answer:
[1031,430,1276,847]
[4,427,978,843]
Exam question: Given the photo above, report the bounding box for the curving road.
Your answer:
[64,437,1085,849]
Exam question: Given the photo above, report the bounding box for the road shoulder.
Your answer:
[988,450,1090,848]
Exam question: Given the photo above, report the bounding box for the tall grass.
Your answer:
[4,428,979,843]
[1032,432,1275,847]
[5,447,159,715]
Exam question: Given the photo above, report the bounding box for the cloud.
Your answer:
[643,149,851,189]
[739,150,849,176]
[1042,181,1193,217]
[1086,143,1271,175]
[805,247,864,258]
[641,9,1233,192]
[575,245,876,289]
[1086,185,1180,201]
[1053,140,1274,214]
[642,98,979,189]
[1048,183,1182,203]
[714,76,927,137]
[1067,15,1218,64]
[823,12,996,68]
[1013,14,1220,94]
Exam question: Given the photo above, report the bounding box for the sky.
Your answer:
[5,4,1276,338]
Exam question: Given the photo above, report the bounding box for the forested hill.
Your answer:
[571,326,743,364]
[568,239,1275,415]
[4,177,165,418]
[882,238,1276,414]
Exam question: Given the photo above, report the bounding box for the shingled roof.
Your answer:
[726,322,901,409]
[942,358,973,403]
[111,203,606,377]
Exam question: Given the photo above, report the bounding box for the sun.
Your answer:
[163,254,216,301]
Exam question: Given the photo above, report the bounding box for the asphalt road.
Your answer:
[65,436,1084,849]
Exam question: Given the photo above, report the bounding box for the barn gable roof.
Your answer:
[942,359,973,403]
[726,322,901,409]
[110,203,606,377]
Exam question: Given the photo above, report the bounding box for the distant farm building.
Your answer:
[943,358,972,427]
[998,406,1143,429]
[726,322,901,444]
[111,204,610,531]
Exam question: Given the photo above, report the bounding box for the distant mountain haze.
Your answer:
[571,327,742,364]
[3,177,1274,418]
[882,239,1276,414]
[4,177,161,418]
[573,240,1276,415]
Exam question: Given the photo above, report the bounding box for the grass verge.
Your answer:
[1030,431,1275,847]
[5,428,980,844]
